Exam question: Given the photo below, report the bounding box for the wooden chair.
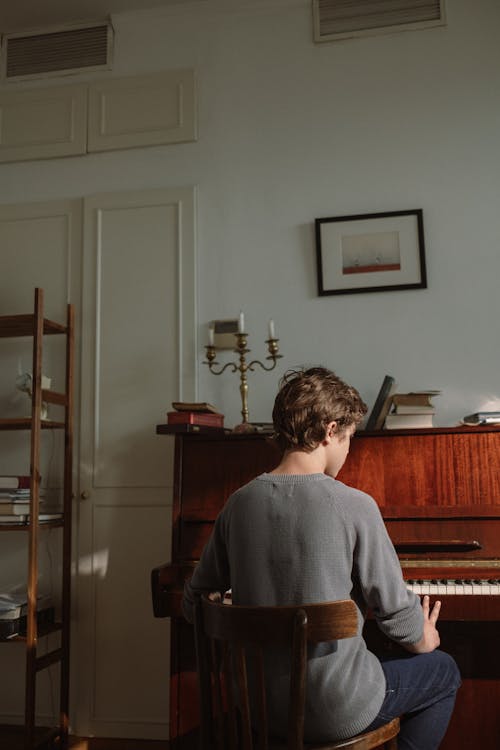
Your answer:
[194,595,399,750]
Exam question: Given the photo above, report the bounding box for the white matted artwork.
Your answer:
[315,209,427,295]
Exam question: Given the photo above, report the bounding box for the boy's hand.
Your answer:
[405,595,441,653]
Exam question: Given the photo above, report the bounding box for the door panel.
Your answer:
[77,187,196,739]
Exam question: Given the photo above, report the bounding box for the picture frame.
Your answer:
[212,318,239,349]
[364,374,396,431]
[315,209,427,296]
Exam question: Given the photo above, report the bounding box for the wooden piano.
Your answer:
[151,425,500,749]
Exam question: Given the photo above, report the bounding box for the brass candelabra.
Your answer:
[204,331,282,428]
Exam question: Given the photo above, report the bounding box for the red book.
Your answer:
[167,411,224,428]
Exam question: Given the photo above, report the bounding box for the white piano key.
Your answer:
[404,577,500,595]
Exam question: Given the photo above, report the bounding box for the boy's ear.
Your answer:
[324,421,338,441]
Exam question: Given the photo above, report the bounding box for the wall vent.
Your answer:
[2,22,113,80]
[313,0,446,43]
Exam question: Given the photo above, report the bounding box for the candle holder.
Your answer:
[204,332,282,428]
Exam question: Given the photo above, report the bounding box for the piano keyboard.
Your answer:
[406,579,500,595]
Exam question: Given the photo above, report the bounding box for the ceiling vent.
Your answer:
[2,22,113,80]
[313,0,446,43]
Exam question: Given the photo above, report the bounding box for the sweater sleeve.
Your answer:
[349,490,424,645]
[182,505,231,623]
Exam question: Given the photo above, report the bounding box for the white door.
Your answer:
[75,187,196,739]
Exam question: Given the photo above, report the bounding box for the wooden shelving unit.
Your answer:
[0,288,74,750]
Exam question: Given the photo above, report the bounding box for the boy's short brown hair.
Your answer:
[272,366,367,453]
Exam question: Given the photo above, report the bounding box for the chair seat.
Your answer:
[266,717,399,750]
[305,717,400,749]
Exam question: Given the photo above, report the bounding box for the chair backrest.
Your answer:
[193,595,358,750]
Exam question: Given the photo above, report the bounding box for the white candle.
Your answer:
[238,311,245,333]
[268,319,276,339]
[208,324,215,346]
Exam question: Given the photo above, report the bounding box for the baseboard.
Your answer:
[70,738,169,750]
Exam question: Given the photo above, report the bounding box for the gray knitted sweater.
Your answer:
[182,473,423,742]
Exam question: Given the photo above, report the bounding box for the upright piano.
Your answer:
[151,426,500,749]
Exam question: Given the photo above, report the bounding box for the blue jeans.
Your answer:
[363,650,461,750]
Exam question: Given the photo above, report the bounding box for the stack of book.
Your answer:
[385,391,441,430]
[0,592,55,640]
[0,475,30,491]
[166,402,225,432]
[0,476,31,524]
[0,475,61,524]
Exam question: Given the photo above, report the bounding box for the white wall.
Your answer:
[1,0,499,428]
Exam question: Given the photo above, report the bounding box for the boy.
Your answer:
[183,367,460,748]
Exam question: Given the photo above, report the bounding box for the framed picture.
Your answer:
[364,374,396,431]
[212,318,239,349]
[315,209,427,296]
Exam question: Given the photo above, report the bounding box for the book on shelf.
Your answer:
[392,403,435,415]
[38,512,64,522]
[0,598,22,620]
[387,390,441,426]
[0,501,33,515]
[0,475,30,490]
[0,593,55,639]
[462,411,500,425]
[158,423,226,434]
[365,375,397,431]
[0,592,53,615]
[385,413,434,429]
[167,410,224,428]
[0,515,28,524]
[248,422,274,433]
[392,392,441,408]
[0,512,62,524]
[171,401,219,414]
[0,489,45,501]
